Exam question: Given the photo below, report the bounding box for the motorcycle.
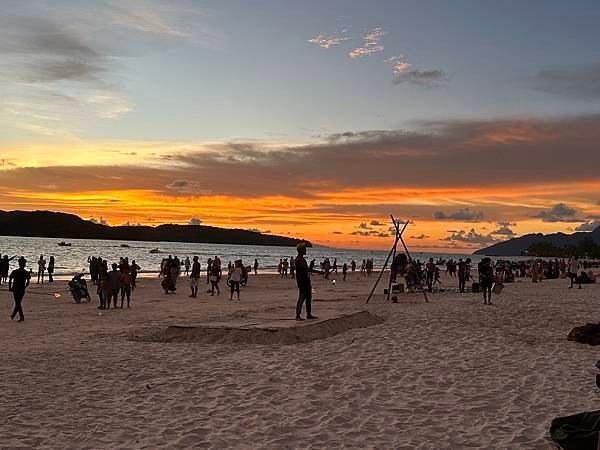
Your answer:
[68,273,91,303]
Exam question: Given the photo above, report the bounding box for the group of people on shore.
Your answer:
[88,256,140,309]
[5,243,600,322]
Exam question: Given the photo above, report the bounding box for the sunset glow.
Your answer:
[1,1,600,251]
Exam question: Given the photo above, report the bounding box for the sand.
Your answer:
[1,270,599,449]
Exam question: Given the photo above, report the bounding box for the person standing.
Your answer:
[209,259,221,296]
[9,257,30,322]
[478,258,494,305]
[206,258,213,284]
[457,259,467,293]
[184,257,191,276]
[294,243,323,321]
[189,256,201,298]
[253,258,259,275]
[351,260,356,273]
[120,266,132,308]
[108,263,121,308]
[130,260,140,291]
[289,256,296,278]
[281,258,289,278]
[342,263,348,281]
[47,256,55,283]
[37,255,46,284]
[229,260,242,301]
[425,258,436,292]
[568,257,581,289]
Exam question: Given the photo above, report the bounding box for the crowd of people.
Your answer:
[3,244,600,322]
[88,256,140,309]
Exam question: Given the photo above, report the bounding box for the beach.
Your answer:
[1,271,598,449]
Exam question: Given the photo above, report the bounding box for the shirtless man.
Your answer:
[294,243,323,321]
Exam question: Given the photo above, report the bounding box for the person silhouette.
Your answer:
[9,257,31,322]
[294,243,323,321]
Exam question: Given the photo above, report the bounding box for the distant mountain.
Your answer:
[474,226,600,256]
[0,210,310,247]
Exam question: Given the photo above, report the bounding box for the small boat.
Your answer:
[58,241,72,247]
[120,244,130,248]
[149,248,160,254]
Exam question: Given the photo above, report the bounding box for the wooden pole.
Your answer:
[365,220,408,304]
[391,214,428,303]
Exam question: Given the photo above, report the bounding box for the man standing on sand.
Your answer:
[189,256,201,298]
[458,258,467,293]
[184,257,191,276]
[478,257,494,305]
[9,257,30,322]
[294,243,323,321]
[253,258,259,275]
[108,263,121,308]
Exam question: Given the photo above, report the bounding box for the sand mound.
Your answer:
[134,311,383,345]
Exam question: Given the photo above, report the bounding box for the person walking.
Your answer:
[9,257,30,322]
[294,243,323,321]
[253,258,259,275]
[184,257,191,276]
[342,263,348,281]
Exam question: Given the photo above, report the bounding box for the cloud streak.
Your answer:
[528,62,600,100]
[348,28,386,58]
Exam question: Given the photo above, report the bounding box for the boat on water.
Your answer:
[149,248,160,254]
[120,244,131,248]
[58,241,72,247]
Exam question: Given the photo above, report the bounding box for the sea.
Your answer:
[0,235,530,278]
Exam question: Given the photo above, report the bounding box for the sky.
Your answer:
[1,0,600,252]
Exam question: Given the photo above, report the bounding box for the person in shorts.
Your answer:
[478,258,495,305]
[189,256,201,298]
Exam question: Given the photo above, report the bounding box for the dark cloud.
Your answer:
[0,16,112,84]
[433,208,484,221]
[3,116,600,208]
[574,220,600,232]
[394,69,446,88]
[490,225,516,236]
[370,220,385,227]
[531,203,585,222]
[189,218,202,225]
[331,231,343,235]
[528,62,600,100]
[410,234,429,240]
[442,228,498,245]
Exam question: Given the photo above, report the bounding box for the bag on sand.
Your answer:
[550,410,600,450]
[492,282,504,294]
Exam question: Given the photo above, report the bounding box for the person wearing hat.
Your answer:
[8,256,31,322]
[294,243,323,320]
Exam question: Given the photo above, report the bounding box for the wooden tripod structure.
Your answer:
[365,215,428,304]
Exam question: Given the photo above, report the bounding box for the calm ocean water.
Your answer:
[0,235,528,277]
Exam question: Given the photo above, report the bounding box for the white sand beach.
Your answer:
[1,272,599,449]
